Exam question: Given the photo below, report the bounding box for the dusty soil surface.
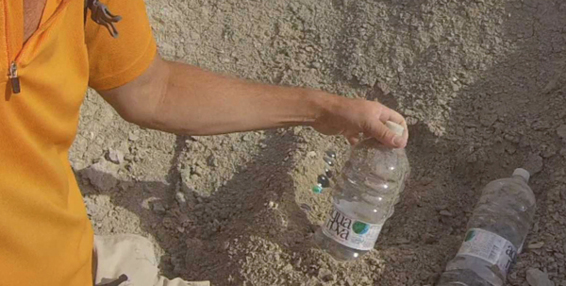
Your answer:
[70,0,566,285]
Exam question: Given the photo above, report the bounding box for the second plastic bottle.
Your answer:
[437,168,536,286]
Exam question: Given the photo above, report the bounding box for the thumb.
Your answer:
[366,121,405,148]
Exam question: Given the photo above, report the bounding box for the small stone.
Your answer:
[152,201,166,214]
[241,133,252,142]
[83,160,119,192]
[526,268,554,286]
[317,175,330,188]
[439,210,454,217]
[175,192,186,204]
[406,117,418,125]
[107,149,124,164]
[396,237,410,244]
[528,241,545,249]
[318,268,334,282]
[325,150,337,159]
[300,203,312,212]
[375,82,391,96]
[207,155,218,167]
[282,263,293,272]
[307,151,317,158]
[422,233,437,244]
[524,153,544,175]
[480,113,498,127]
[128,132,139,141]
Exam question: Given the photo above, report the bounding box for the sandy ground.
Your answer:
[70,0,566,285]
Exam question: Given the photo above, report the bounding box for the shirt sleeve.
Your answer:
[85,0,157,91]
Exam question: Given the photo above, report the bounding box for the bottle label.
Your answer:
[321,206,382,251]
[455,228,518,276]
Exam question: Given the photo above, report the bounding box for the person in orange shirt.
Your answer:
[0,0,408,285]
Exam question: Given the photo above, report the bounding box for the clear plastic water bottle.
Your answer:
[437,168,536,286]
[315,121,409,261]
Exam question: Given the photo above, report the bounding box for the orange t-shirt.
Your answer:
[0,0,156,285]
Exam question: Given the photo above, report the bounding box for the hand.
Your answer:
[311,95,409,148]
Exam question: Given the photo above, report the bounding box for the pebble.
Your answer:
[152,201,166,214]
[525,153,544,175]
[128,132,139,141]
[396,237,410,244]
[526,268,554,286]
[439,210,454,217]
[307,151,317,158]
[207,155,218,167]
[528,241,545,249]
[83,160,119,192]
[175,192,186,204]
[241,133,253,142]
[318,268,334,282]
[300,203,312,212]
[107,149,124,164]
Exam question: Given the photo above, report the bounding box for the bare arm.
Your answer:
[98,55,408,148]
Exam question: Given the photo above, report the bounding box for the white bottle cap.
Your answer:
[385,121,404,137]
[513,168,530,182]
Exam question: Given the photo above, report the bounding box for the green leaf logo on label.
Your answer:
[464,230,476,242]
[353,221,369,234]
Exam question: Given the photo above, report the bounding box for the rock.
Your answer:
[175,192,186,204]
[282,263,293,272]
[480,113,498,127]
[107,149,124,164]
[318,268,334,282]
[396,237,410,244]
[307,151,317,158]
[241,133,253,142]
[300,203,312,212]
[557,125,566,140]
[83,160,119,192]
[128,132,139,141]
[524,153,544,175]
[207,155,218,167]
[528,241,545,249]
[526,268,554,286]
[151,201,166,214]
[375,82,391,96]
[439,210,454,217]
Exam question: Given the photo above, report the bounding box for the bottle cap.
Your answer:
[513,168,530,182]
[385,121,404,137]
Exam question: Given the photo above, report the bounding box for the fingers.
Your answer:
[367,121,406,148]
[377,105,409,146]
[344,130,361,146]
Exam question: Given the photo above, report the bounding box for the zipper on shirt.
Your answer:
[4,0,72,96]
[9,62,20,94]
